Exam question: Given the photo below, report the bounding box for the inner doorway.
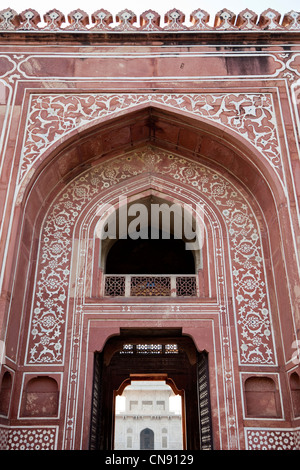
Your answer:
[140,428,154,450]
[89,329,213,450]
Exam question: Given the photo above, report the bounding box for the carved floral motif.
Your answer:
[140,10,161,30]
[214,9,237,30]
[115,9,137,31]
[42,9,65,30]
[90,9,113,30]
[189,9,212,30]
[164,9,187,30]
[65,9,89,30]
[18,9,41,30]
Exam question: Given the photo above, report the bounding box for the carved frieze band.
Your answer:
[0,7,299,32]
[19,92,282,185]
[26,147,275,366]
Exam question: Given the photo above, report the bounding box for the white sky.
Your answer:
[5,0,300,25]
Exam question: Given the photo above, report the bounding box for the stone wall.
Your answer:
[0,6,299,450]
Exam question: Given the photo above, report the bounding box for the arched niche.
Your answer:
[290,372,300,417]
[10,105,285,309]
[0,371,13,417]
[20,376,59,417]
[9,104,289,309]
[97,193,202,275]
[93,191,205,298]
[244,376,281,418]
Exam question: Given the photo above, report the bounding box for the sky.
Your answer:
[5,0,300,26]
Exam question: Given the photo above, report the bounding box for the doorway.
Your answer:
[140,428,154,450]
[89,329,213,450]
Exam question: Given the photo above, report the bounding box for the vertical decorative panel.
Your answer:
[89,352,102,450]
[197,352,213,450]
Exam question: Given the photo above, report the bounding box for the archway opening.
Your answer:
[97,194,203,297]
[98,194,201,274]
[140,428,154,451]
[89,329,213,451]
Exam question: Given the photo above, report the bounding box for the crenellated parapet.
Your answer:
[0,7,299,32]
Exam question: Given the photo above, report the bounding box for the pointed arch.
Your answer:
[8,105,295,363]
[2,102,297,450]
[140,428,154,450]
[19,147,275,367]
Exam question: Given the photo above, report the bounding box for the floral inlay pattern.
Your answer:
[19,92,281,184]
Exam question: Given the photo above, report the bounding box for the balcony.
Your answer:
[103,274,198,297]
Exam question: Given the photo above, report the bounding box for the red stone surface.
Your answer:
[0,7,299,451]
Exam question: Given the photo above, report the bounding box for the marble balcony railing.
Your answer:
[104,274,198,297]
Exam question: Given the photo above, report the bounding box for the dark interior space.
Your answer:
[105,231,195,275]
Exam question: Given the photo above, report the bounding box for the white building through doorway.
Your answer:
[114,381,183,450]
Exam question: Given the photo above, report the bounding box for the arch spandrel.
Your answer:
[17,96,286,210]
[25,146,276,366]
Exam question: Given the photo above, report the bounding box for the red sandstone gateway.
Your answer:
[0,6,300,451]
